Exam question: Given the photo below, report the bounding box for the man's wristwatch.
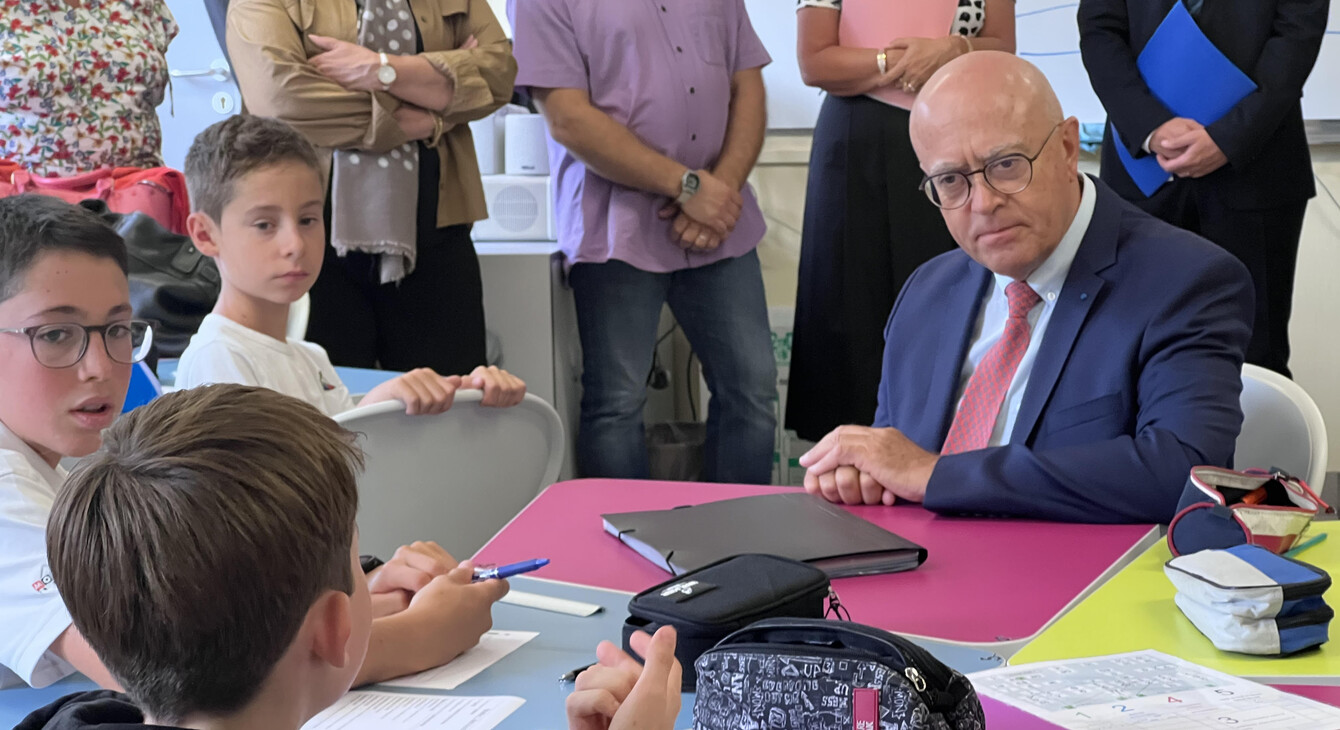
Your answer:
[675,169,700,205]
[377,52,397,91]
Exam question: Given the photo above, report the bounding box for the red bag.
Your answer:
[0,161,190,235]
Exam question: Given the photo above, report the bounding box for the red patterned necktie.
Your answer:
[941,281,1043,455]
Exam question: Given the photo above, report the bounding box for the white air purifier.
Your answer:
[504,114,551,176]
[473,175,557,241]
[468,104,527,176]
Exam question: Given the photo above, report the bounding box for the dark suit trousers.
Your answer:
[1133,179,1304,377]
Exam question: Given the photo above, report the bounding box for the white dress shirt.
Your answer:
[953,174,1098,447]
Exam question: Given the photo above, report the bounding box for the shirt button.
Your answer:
[691,134,697,140]
[676,46,683,52]
[689,87,696,94]
[1046,292,1057,302]
[661,5,666,10]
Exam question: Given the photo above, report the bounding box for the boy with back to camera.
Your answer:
[0,196,503,692]
[19,384,682,730]
[175,114,526,417]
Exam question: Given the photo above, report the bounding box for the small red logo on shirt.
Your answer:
[319,373,336,392]
[32,565,53,594]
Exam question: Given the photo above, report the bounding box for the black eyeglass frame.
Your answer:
[0,320,154,369]
[917,122,1064,210]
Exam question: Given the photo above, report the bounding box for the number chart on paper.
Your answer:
[971,650,1340,729]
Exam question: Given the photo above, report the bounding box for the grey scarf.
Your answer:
[329,0,421,283]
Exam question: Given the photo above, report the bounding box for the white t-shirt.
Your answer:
[176,314,356,416]
[0,422,75,689]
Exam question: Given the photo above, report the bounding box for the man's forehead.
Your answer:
[917,126,1033,173]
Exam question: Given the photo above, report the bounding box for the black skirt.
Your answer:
[785,94,957,442]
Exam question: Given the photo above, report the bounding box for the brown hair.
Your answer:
[184,114,322,221]
[0,195,128,303]
[47,384,362,722]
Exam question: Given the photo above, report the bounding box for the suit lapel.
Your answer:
[924,262,992,449]
[1010,179,1122,444]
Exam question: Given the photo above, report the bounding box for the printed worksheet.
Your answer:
[972,650,1340,729]
[302,691,523,730]
[379,630,538,690]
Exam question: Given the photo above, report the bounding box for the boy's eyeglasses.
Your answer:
[0,320,154,369]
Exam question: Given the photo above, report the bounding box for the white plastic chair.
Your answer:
[1236,364,1329,489]
[334,391,564,559]
[287,293,310,341]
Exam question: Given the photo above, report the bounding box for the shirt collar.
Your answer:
[992,173,1097,303]
[0,420,67,488]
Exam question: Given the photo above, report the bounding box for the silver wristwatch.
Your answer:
[377,52,397,91]
[675,170,700,205]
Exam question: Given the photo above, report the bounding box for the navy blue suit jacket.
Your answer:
[873,178,1254,523]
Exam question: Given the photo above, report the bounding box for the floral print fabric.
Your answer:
[1,0,177,176]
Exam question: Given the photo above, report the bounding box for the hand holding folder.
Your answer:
[1112,2,1257,196]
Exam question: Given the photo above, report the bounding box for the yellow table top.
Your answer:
[1010,523,1340,680]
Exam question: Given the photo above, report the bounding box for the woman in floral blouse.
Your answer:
[0,0,178,177]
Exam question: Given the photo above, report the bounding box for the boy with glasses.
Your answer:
[0,195,149,689]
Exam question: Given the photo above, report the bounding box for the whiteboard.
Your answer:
[744,0,1340,129]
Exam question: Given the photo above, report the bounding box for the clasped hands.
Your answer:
[800,425,940,506]
[658,169,744,253]
[878,35,970,95]
[1148,117,1228,178]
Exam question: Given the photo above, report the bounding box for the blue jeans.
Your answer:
[569,250,777,484]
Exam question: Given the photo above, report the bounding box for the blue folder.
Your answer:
[1111,2,1257,196]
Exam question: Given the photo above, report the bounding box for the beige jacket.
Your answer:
[227,0,516,227]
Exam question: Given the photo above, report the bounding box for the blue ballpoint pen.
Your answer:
[473,558,550,582]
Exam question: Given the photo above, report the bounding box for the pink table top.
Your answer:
[475,479,1156,644]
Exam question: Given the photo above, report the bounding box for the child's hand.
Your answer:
[366,541,460,617]
[362,368,463,415]
[566,627,682,730]
[398,561,510,669]
[464,365,526,408]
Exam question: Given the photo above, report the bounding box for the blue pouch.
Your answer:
[1164,544,1332,655]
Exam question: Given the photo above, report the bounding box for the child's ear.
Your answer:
[186,211,223,258]
[307,590,355,670]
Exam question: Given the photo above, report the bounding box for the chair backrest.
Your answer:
[287,293,310,341]
[333,391,564,559]
[1236,364,1329,489]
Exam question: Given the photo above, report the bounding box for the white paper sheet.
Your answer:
[972,650,1340,729]
[302,691,523,730]
[378,630,538,690]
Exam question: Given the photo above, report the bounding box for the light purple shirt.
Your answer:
[509,0,771,273]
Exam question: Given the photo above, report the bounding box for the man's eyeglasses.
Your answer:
[0,320,154,369]
[919,122,1063,210]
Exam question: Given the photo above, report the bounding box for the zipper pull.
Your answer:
[904,666,927,693]
[826,587,851,621]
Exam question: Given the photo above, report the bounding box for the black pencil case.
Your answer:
[622,553,840,690]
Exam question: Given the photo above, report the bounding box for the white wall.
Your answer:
[746,136,1340,470]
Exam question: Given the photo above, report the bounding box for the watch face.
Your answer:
[378,65,397,85]
[685,171,700,194]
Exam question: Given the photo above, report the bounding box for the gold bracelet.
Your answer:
[426,112,446,147]
[877,49,888,75]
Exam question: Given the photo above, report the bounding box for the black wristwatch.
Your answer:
[359,555,384,574]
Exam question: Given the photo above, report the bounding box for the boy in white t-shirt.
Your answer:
[0,195,510,691]
[0,196,148,688]
[175,115,525,416]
